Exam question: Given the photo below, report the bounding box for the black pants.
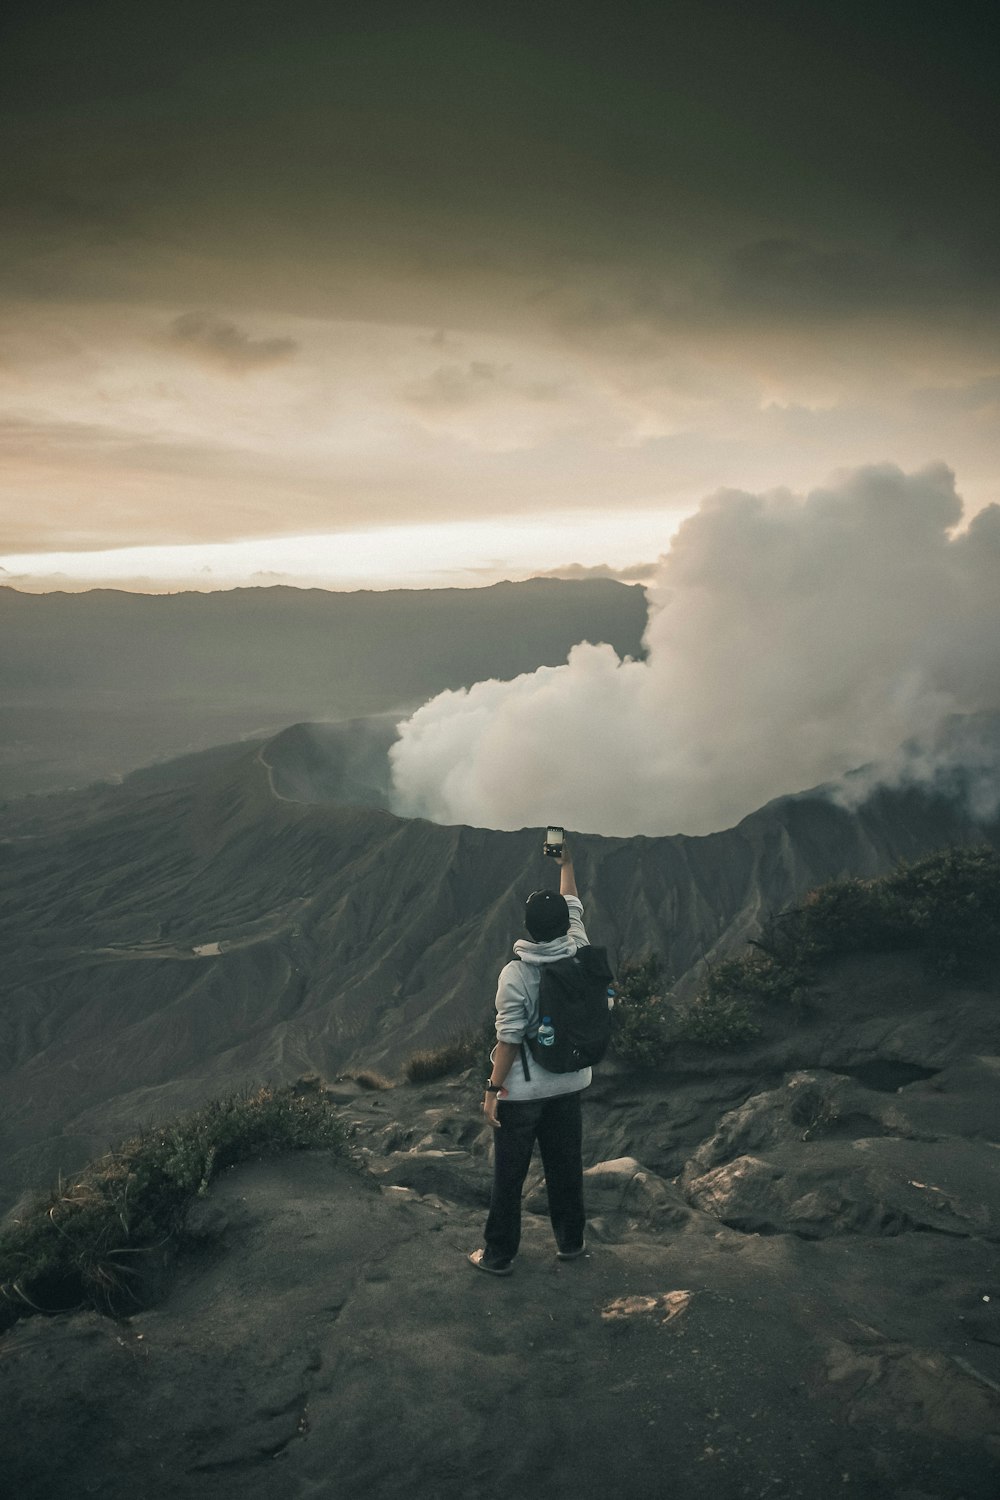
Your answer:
[483,1091,585,1264]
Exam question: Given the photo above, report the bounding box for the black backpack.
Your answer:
[521,945,615,1075]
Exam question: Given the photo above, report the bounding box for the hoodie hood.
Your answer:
[512,933,579,966]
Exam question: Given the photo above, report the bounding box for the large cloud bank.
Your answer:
[389,464,1000,837]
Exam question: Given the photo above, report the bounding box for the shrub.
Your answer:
[786,876,910,961]
[403,1020,495,1084]
[678,844,1000,1048]
[756,844,1000,978]
[610,955,673,1067]
[675,967,764,1047]
[352,1070,395,1091]
[884,844,1000,974]
[0,1083,344,1333]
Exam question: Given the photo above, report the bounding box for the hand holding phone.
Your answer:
[543,825,564,859]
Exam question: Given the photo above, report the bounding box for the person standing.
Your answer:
[469,839,593,1275]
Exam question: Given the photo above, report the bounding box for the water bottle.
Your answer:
[606,984,616,1011]
[537,1016,555,1047]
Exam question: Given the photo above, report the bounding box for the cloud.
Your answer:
[389,463,1000,837]
[398,356,578,451]
[911,377,1000,415]
[2,7,998,590]
[831,712,1000,824]
[404,361,500,408]
[402,360,563,411]
[721,237,897,318]
[166,312,298,374]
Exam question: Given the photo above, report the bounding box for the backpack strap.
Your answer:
[512,952,533,1080]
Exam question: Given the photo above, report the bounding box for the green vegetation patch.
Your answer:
[680,844,1000,1049]
[675,963,766,1048]
[0,1083,344,1335]
[610,955,675,1067]
[753,843,1000,979]
[609,953,760,1060]
[613,845,1000,1060]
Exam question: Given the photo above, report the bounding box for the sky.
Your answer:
[1,0,998,592]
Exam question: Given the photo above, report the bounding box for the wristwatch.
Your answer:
[484,1080,504,1094]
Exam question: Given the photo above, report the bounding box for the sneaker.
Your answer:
[468,1248,514,1276]
[556,1240,587,1260]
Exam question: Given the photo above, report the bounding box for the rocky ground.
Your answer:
[2,953,999,1499]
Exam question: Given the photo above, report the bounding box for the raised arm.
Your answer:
[556,840,578,899]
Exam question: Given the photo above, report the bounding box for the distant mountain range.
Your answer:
[0,578,647,796]
[2,715,997,1216]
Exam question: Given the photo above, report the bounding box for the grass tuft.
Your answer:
[0,1083,344,1334]
[351,1070,395,1091]
[403,1020,495,1084]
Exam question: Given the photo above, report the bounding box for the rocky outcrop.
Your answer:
[3,946,1000,1495]
[3,1062,999,1498]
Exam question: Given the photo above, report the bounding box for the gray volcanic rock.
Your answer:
[681,1037,1000,1248]
[373,1148,489,1205]
[685,1122,1000,1240]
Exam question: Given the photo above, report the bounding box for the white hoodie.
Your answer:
[491,894,592,1101]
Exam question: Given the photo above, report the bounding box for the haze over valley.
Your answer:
[0,577,645,797]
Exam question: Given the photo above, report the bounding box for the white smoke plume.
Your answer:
[389,463,1000,836]
[831,713,1000,823]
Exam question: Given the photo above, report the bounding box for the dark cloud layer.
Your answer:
[2,2,999,566]
[402,360,562,410]
[166,312,298,373]
[2,1,997,331]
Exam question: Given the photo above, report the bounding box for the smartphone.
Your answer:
[544,825,564,858]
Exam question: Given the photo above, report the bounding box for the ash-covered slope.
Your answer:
[3,947,1000,1500]
[261,717,396,808]
[1,721,997,1215]
[0,577,647,796]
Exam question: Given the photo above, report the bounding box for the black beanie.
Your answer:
[524,889,570,942]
